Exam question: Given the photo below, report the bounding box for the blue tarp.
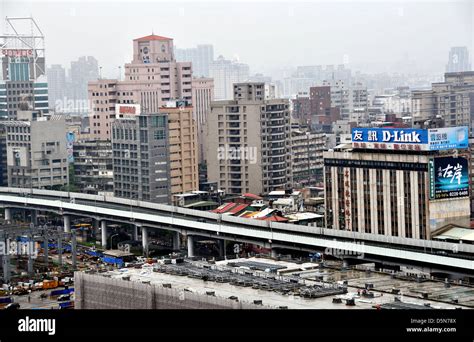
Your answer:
[85,250,102,257]
[50,288,74,297]
[0,297,12,304]
[101,256,124,266]
[59,301,74,309]
[17,236,31,243]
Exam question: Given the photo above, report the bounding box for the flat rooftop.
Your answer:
[99,257,467,309]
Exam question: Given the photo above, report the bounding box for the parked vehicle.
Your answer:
[57,294,70,301]
[5,303,20,310]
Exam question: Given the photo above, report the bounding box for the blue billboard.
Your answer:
[352,127,427,150]
[351,126,469,151]
[428,127,468,150]
[429,156,469,200]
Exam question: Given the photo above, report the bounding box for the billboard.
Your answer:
[352,128,427,151]
[428,127,468,150]
[115,104,141,116]
[351,127,468,151]
[66,132,75,163]
[429,156,469,200]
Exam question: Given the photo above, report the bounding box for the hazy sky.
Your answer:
[2,0,473,78]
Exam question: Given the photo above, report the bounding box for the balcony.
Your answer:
[227,115,240,121]
[228,122,240,128]
[227,129,241,136]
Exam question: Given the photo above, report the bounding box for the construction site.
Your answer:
[74,257,473,310]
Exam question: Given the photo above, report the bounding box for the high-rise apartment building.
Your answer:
[291,128,325,187]
[291,92,311,125]
[111,101,198,203]
[46,64,67,110]
[209,56,249,100]
[206,82,292,196]
[446,47,471,73]
[0,18,49,119]
[322,80,368,121]
[412,72,474,132]
[2,110,68,189]
[88,34,193,140]
[112,109,170,203]
[192,77,214,163]
[309,86,340,128]
[69,56,99,103]
[175,44,214,77]
[72,140,113,194]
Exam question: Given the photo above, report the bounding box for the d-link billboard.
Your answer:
[351,127,468,151]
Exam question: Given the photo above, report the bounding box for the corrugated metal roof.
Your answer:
[433,227,474,242]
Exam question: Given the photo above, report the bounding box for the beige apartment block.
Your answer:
[163,105,199,196]
[88,34,193,140]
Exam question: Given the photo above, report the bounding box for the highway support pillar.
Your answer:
[30,210,37,226]
[4,208,11,223]
[43,232,48,266]
[218,239,225,258]
[133,224,139,241]
[2,245,10,283]
[57,226,63,267]
[271,248,278,258]
[101,220,107,249]
[27,253,34,275]
[71,229,77,270]
[173,232,181,250]
[142,227,149,257]
[63,215,71,234]
[187,235,194,258]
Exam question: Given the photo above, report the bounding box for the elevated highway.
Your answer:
[0,187,472,274]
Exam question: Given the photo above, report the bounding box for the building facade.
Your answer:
[206,82,292,196]
[291,128,325,187]
[112,101,198,203]
[88,34,193,140]
[324,127,471,240]
[72,140,113,194]
[446,47,471,73]
[291,92,311,125]
[209,56,250,100]
[69,56,99,104]
[112,111,171,203]
[175,44,214,78]
[0,17,49,119]
[192,77,214,164]
[412,72,474,132]
[309,86,341,128]
[46,64,67,110]
[322,80,368,122]
[3,110,68,188]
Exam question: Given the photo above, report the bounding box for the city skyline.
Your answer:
[2,1,473,79]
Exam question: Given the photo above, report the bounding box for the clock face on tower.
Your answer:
[143,46,149,54]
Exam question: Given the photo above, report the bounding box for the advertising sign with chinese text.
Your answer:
[428,127,468,150]
[351,127,468,151]
[430,156,469,200]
